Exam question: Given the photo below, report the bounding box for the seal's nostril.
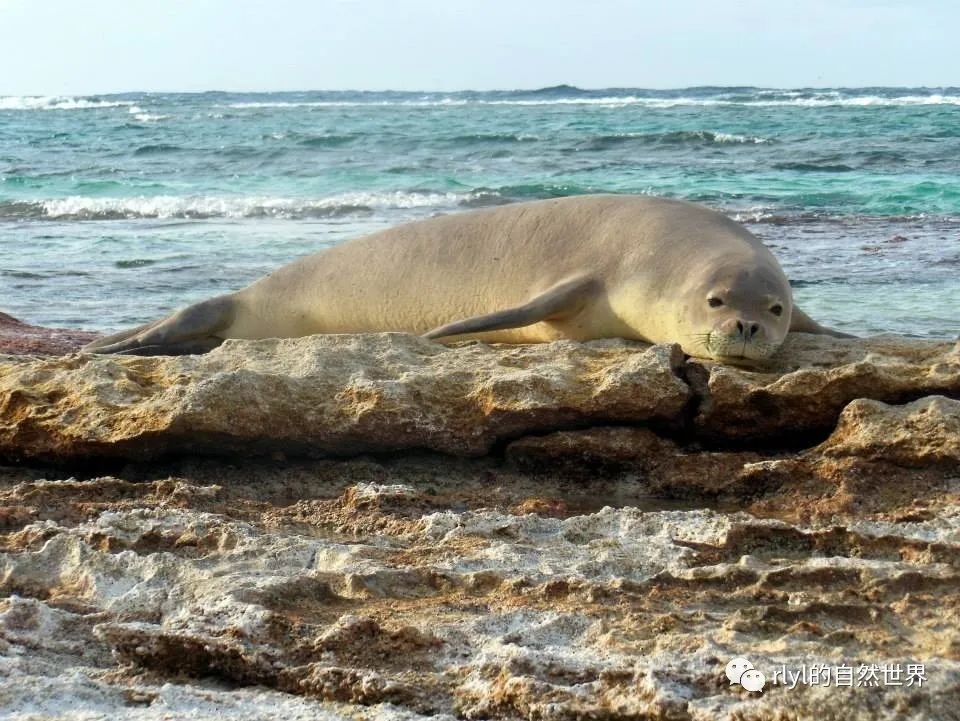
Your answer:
[736,320,744,335]
[749,322,760,338]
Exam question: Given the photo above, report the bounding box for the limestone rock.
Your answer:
[2,331,959,463]
[505,426,765,498]
[817,395,960,467]
[2,328,960,719]
[0,334,689,461]
[2,471,959,720]
[692,333,959,442]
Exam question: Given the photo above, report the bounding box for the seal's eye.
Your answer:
[708,297,724,308]
[770,304,783,316]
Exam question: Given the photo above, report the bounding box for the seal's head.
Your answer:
[687,263,792,365]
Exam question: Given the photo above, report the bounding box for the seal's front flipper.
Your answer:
[81,296,234,355]
[790,306,856,338]
[424,276,598,340]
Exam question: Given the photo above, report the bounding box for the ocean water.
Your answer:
[0,86,957,338]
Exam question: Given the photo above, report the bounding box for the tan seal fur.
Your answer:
[83,194,848,363]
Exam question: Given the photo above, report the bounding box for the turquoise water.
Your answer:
[0,87,957,337]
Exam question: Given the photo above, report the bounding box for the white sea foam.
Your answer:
[0,96,136,111]
[226,97,654,108]
[598,130,771,145]
[732,207,779,223]
[711,132,771,144]
[223,94,960,109]
[4,93,956,113]
[34,191,485,220]
[739,93,960,107]
[128,106,170,122]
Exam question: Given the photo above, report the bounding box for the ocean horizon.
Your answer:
[1,85,957,338]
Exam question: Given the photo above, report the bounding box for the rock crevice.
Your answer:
[2,332,957,464]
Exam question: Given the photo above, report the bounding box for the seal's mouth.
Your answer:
[709,352,770,369]
[697,331,778,365]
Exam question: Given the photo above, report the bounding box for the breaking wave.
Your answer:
[128,105,170,122]
[0,96,136,111]
[582,130,772,149]
[0,191,491,220]
[223,92,960,109]
[5,91,959,115]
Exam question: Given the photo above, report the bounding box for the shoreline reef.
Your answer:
[1,315,958,719]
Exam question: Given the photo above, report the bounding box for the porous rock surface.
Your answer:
[1,331,957,462]
[0,334,689,461]
[693,333,960,441]
[1,329,959,720]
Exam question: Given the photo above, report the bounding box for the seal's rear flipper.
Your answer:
[790,306,856,338]
[109,338,226,356]
[81,296,234,355]
[424,275,598,340]
[81,318,164,353]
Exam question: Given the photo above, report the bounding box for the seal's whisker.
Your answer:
[687,332,712,351]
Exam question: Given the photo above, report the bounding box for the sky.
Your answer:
[0,0,957,95]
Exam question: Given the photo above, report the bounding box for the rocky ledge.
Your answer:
[0,312,99,357]
[1,329,958,720]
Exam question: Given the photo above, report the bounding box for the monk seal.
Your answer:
[82,194,849,363]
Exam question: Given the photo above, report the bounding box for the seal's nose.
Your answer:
[735,320,761,339]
